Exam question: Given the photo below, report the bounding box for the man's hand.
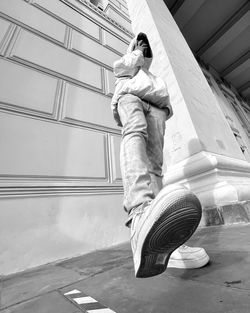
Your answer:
[135,39,148,56]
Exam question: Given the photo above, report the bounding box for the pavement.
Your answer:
[1,223,250,313]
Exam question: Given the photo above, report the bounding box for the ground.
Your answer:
[1,223,250,313]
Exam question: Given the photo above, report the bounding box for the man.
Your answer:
[111,33,209,278]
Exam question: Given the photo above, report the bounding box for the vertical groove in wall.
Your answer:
[0,24,19,57]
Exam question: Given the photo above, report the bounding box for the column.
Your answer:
[126,0,250,220]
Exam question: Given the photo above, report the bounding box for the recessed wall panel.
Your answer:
[110,134,122,181]
[105,6,132,32]
[33,0,100,40]
[62,83,118,129]
[0,113,107,179]
[10,30,102,90]
[103,30,127,55]
[0,59,57,115]
[0,18,11,50]
[105,69,116,95]
[71,30,120,67]
[0,0,66,43]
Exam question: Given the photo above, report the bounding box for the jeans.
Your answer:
[117,94,167,217]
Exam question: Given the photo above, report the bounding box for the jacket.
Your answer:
[111,36,172,126]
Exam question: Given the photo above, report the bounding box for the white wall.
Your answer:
[0,0,131,275]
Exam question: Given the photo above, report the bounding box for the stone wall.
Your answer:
[0,0,132,275]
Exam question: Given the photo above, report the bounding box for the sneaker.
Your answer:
[130,184,202,278]
[168,245,209,268]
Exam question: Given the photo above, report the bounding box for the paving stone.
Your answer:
[0,291,81,313]
[61,263,250,313]
[1,224,250,313]
[1,264,83,309]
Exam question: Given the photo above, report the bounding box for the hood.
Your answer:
[127,34,153,70]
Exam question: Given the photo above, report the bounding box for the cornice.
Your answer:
[62,0,133,37]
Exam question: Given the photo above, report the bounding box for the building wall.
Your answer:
[1,0,249,275]
[202,66,250,162]
[0,0,132,275]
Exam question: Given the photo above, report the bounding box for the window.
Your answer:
[89,0,104,10]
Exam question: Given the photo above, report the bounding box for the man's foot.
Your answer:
[130,184,202,278]
[168,245,209,268]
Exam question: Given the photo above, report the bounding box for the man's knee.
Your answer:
[118,94,148,138]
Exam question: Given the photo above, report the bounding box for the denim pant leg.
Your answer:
[117,94,155,214]
[146,105,167,196]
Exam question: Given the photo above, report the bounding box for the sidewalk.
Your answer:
[1,223,250,313]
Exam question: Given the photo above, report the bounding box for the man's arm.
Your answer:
[113,40,147,78]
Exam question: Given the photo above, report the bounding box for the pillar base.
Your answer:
[163,152,250,213]
[201,202,250,227]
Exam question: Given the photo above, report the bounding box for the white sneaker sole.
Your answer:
[135,186,202,278]
[168,254,210,269]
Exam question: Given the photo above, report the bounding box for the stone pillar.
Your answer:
[126,0,250,224]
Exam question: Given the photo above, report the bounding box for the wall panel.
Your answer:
[62,0,132,43]
[0,0,66,43]
[71,30,120,67]
[104,68,116,95]
[62,82,118,130]
[0,59,58,116]
[0,113,108,179]
[110,134,122,182]
[0,0,130,275]
[0,17,11,48]
[103,29,127,55]
[33,0,100,40]
[9,30,103,90]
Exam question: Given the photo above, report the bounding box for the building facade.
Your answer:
[0,0,249,275]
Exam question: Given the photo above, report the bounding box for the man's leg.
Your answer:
[117,96,203,278]
[118,94,155,216]
[145,105,209,269]
[145,105,166,195]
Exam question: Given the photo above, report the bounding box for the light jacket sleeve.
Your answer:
[113,50,144,78]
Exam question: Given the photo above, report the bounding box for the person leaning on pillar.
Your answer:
[110,32,209,278]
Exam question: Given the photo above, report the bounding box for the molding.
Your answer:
[196,1,249,56]
[8,53,104,94]
[0,23,19,56]
[69,42,114,72]
[104,3,131,24]
[221,51,250,77]
[8,29,104,93]
[239,81,250,93]
[0,102,56,121]
[0,57,61,120]
[67,0,133,36]
[0,22,16,56]
[164,151,250,183]
[61,116,120,137]
[0,100,121,136]
[163,151,250,206]
[107,133,122,183]
[0,185,123,198]
[168,0,186,16]
[0,11,66,46]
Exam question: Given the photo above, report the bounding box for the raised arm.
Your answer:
[113,39,148,78]
[113,50,144,78]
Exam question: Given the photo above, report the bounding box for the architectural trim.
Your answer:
[221,51,250,77]
[196,1,249,56]
[166,0,186,16]
[239,81,250,93]
[0,185,123,198]
[163,151,250,207]
[61,0,133,37]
